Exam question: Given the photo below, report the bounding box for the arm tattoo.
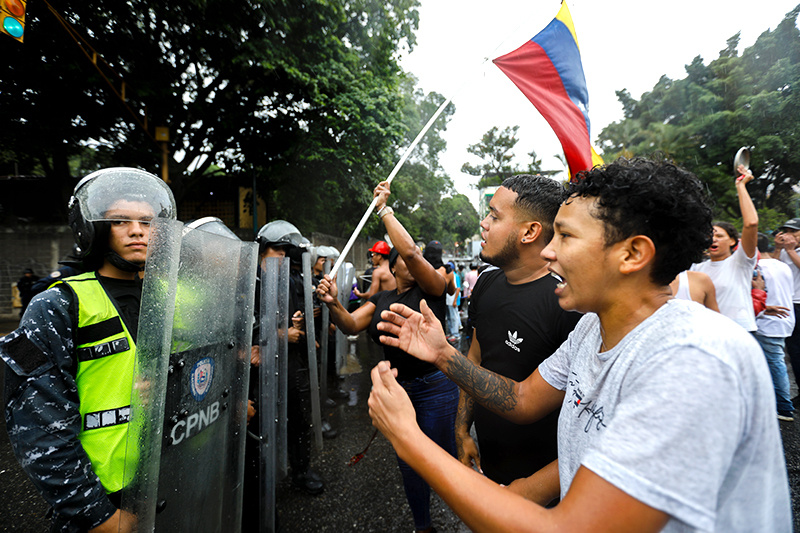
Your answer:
[455,393,474,431]
[445,347,518,414]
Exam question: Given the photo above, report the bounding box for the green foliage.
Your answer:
[365,81,479,253]
[0,0,420,229]
[461,126,543,188]
[597,6,800,221]
[438,193,480,251]
[0,0,482,250]
[755,206,792,235]
[720,206,790,238]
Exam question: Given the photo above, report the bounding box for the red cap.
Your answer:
[369,241,391,255]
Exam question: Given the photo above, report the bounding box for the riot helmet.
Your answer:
[68,167,176,271]
[186,216,240,240]
[310,246,325,266]
[314,245,334,259]
[256,220,303,248]
[256,220,303,255]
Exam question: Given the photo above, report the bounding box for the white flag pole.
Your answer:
[327,33,524,279]
[329,93,455,279]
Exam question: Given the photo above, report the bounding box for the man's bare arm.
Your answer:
[455,332,481,469]
[505,460,560,506]
[445,350,519,415]
[378,300,564,423]
[369,362,670,533]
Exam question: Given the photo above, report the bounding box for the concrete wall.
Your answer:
[1,225,75,318]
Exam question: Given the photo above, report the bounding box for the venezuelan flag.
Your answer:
[493,1,602,178]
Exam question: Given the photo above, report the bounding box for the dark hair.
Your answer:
[567,157,713,286]
[713,221,738,253]
[388,247,400,272]
[423,240,444,270]
[501,174,566,243]
[757,232,774,254]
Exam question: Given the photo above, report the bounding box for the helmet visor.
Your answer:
[257,220,302,247]
[186,217,240,240]
[74,168,177,223]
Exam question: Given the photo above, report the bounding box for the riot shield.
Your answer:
[257,256,290,533]
[335,262,356,374]
[301,251,323,450]
[318,258,331,403]
[120,218,258,532]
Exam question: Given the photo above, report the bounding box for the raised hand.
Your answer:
[368,361,419,446]
[373,180,391,210]
[736,164,754,184]
[315,274,338,305]
[782,232,798,250]
[377,299,451,366]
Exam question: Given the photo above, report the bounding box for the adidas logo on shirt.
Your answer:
[505,331,523,352]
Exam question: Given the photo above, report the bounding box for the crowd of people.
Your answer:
[0,157,795,532]
[370,158,791,531]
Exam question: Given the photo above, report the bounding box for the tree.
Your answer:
[461,126,543,188]
[0,0,421,231]
[351,76,479,252]
[439,193,480,251]
[597,6,800,226]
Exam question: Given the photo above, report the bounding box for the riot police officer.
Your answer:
[1,168,176,532]
[242,220,324,530]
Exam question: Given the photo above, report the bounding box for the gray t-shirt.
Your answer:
[539,299,791,532]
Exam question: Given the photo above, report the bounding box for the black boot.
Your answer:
[292,469,324,495]
[321,420,338,439]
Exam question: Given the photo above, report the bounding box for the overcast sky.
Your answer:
[399,0,800,211]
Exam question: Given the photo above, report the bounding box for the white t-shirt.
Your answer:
[756,258,795,337]
[672,271,692,301]
[778,248,800,303]
[691,246,757,331]
[539,300,791,532]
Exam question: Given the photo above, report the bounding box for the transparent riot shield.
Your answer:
[301,252,323,450]
[120,218,258,532]
[257,257,290,533]
[318,259,332,403]
[335,262,356,374]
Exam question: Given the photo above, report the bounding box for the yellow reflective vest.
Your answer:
[57,272,136,494]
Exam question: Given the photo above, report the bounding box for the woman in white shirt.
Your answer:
[691,165,758,331]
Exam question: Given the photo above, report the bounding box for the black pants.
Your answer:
[784,303,800,391]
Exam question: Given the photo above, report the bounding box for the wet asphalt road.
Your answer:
[1,318,799,532]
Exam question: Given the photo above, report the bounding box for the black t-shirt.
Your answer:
[468,267,582,485]
[98,275,143,342]
[368,285,447,380]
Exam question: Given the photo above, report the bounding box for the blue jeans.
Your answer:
[446,305,460,337]
[754,333,794,413]
[396,370,458,530]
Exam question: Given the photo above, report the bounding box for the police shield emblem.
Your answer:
[190,357,215,401]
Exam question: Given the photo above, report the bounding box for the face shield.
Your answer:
[186,216,240,240]
[256,220,303,248]
[72,168,177,224]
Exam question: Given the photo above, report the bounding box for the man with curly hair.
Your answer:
[369,158,791,532]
